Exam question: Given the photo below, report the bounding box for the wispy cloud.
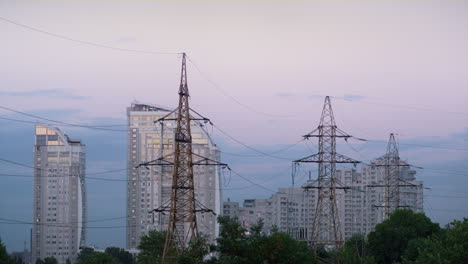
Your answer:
[0,89,89,100]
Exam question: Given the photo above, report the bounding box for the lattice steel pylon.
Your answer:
[381,133,401,217]
[136,53,227,262]
[163,52,198,257]
[293,96,359,247]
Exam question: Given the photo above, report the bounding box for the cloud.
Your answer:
[341,94,366,101]
[0,89,89,100]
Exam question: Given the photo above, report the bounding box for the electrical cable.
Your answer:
[0,116,127,129]
[351,136,468,152]
[334,96,468,117]
[0,17,180,55]
[211,123,293,161]
[186,55,308,118]
[0,217,135,229]
[219,138,304,158]
[0,105,127,132]
[228,168,277,193]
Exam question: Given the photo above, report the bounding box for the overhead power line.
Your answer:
[0,116,126,128]
[211,123,295,161]
[0,217,134,229]
[425,194,468,199]
[187,55,308,118]
[0,17,180,55]
[229,168,277,193]
[0,105,127,132]
[351,136,468,152]
[335,96,468,117]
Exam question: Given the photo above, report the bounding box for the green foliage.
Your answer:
[44,257,58,264]
[402,238,431,262]
[334,234,376,264]
[35,257,58,264]
[127,212,466,264]
[137,230,166,264]
[215,216,248,263]
[176,235,210,264]
[76,247,125,264]
[0,237,15,264]
[214,216,318,264]
[105,247,134,264]
[367,209,440,264]
[406,218,468,264]
[77,247,97,262]
[76,251,117,264]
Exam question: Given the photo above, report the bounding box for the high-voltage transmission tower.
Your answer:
[368,133,416,218]
[137,53,226,261]
[381,133,400,217]
[293,96,359,247]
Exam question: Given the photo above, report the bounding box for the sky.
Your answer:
[0,1,467,252]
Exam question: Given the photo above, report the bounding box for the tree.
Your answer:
[77,247,97,262]
[76,252,117,264]
[43,257,58,264]
[137,230,166,264]
[214,216,248,263]
[105,247,134,264]
[334,234,376,264]
[213,216,318,264]
[367,209,440,264]
[0,237,14,264]
[407,218,468,264]
[176,235,210,264]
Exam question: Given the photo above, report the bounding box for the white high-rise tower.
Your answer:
[32,125,86,264]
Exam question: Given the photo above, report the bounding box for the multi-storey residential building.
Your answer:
[229,158,423,243]
[238,199,272,233]
[222,199,240,219]
[126,103,222,249]
[32,125,86,264]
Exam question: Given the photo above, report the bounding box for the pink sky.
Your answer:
[1,1,466,145]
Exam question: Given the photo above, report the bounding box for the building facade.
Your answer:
[32,125,86,264]
[126,103,222,249]
[222,199,240,219]
[226,159,423,243]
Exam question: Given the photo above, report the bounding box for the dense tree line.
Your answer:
[2,210,467,264]
[133,209,467,264]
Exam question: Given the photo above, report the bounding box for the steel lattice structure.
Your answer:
[163,52,198,257]
[294,96,359,247]
[382,133,400,217]
[367,133,412,218]
[136,53,226,261]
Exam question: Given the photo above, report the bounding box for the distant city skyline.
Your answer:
[0,1,466,252]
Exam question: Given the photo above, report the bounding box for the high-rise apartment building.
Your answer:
[126,103,222,249]
[226,157,423,243]
[32,125,86,264]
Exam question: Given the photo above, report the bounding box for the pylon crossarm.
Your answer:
[293,153,321,163]
[191,153,228,167]
[153,108,179,124]
[194,199,217,215]
[335,153,360,164]
[136,153,175,168]
[303,128,319,138]
[294,153,359,164]
[189,108,212,124]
